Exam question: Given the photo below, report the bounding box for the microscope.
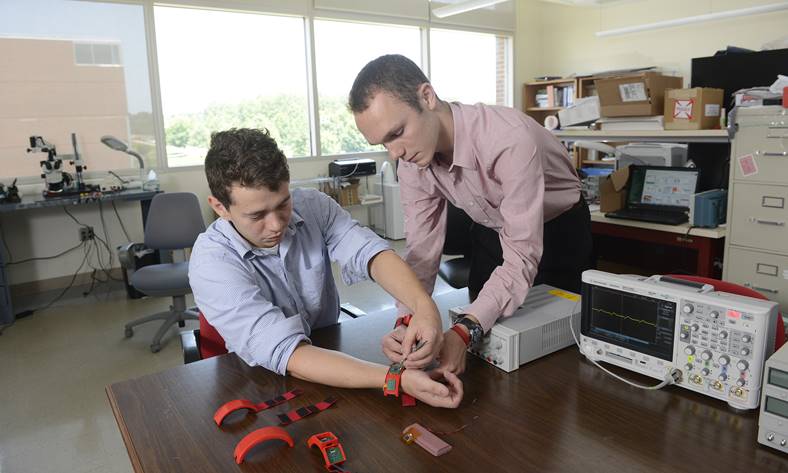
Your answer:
[26,134,98,197]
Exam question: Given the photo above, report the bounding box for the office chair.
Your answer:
[667,274,786,350]
[438,203,473,289]
[181,305,368,364]
[125,192,205,353]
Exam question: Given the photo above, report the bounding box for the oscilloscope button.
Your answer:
[684,346,695,355]
[683,304,695,314]
[737,360,749,371]
[700,350,712,361]
[718,355,730,366]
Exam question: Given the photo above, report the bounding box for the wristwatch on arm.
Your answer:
[452,315,483,347]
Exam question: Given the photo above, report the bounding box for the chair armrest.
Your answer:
[339,303,367,318]
[180,329,201,364]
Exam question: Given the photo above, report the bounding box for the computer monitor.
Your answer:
[626,166,700,211]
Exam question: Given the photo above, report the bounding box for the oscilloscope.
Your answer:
[579,270,779,409]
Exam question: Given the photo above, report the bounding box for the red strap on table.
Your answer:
[450,324,470,347]
[277,397,337,426]
[213,388,303,426]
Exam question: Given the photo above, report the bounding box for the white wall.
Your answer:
[518,0,788,82]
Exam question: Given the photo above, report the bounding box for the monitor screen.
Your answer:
[581,283,677,361]
[627,167,699,210]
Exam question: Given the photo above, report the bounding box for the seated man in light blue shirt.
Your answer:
[188,128,461,408]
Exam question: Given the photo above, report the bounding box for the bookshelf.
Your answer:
[522,78,576,126]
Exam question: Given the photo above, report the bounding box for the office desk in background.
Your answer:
[591,210,726,279]
[0,189,161,325]
[106,290,786,473]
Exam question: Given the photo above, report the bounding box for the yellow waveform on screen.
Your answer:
[592,308,657,327]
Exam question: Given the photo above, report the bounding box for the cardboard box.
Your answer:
[599,166,630,213]
[596,72,683,117]
[558,96,600,127]
[664,87,724,130]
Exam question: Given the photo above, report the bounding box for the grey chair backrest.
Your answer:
[144,193,206,250]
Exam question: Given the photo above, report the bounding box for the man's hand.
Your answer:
[433,328,468,375]
[400,368,463,408]
[400,307,443,369]
[381,325,406,363]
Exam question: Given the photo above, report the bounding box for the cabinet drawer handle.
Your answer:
[752,218,785,226]
[744,283,779,294]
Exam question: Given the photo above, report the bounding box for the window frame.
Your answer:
[15,0,514,175]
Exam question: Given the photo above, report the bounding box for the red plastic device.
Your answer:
[233,426,294,464]
[308,432,348,471]
[213,388,303,426]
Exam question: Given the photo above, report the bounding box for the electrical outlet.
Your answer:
[79,226,95,241]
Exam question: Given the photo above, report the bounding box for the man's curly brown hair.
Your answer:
[204,128,290,209]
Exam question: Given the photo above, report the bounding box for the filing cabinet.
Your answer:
[724,106,788,311]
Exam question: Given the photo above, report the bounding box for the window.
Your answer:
[154,6,310,167]
[313,19,421,156]
[0,0,155,179]
[429,28,512,106]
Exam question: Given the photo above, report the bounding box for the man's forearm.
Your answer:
[287,343,388,389]
[368,250,437,318]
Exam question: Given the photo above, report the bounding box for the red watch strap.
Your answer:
[277,397,337,426]
[451,324,470,346]
[383,364,404,397]
[234,426,294,464]
[401,393,417,407]
[394,314,413,328]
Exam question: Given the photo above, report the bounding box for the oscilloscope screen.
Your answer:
[581,284,676,361]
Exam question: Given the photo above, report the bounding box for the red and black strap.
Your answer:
[277,397,337,426]
[257,388,303,410]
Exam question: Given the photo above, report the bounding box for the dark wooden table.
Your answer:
[107,297,788,472]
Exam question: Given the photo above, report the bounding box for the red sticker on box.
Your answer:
[673,99,694,119]
[738,154,759,177]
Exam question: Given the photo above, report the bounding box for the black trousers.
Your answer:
[445,197,594,301]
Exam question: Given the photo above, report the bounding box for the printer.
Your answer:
[616,143,688,170]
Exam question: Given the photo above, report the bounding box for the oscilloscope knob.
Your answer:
[700,350,712,361]
[737,359,749,371]
[680,332,689,340]
[685,363,693,371]
[710,311,720,319]
[719,330,728,339]
[701,368,710,376]
[740,348,750,356]
[741,334,752,343]
[691,323,700,332]
[736,378,746,387]
[718,373,728,381]
[683,304,695,314]
[718,355,730,366]
[684,346,696,355]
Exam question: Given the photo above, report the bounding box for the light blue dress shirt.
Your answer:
[188,188,391,375]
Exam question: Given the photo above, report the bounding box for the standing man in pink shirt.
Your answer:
[349,54,593,375]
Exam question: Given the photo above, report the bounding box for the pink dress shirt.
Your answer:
[397,102,581,332]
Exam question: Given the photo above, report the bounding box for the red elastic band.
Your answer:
[451,325,470,347]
